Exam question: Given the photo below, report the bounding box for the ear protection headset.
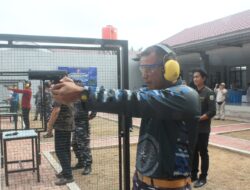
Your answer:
[154,44,180,82]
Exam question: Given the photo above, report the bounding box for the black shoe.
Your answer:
[33,118,37,121]
[43,133,53,138]
[55,177,74,186]
[55,171,64,178]
[193,178,207,188]
[71,162,84,170]
[191,176,198,182]
[82,166,92,175]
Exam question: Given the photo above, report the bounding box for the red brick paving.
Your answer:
[210,123,250,154]
[0,140,68,190]
[210,135,250,152]
[211,123,250,134]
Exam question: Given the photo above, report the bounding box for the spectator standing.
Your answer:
[49,101,75,186]
[71,100,96,175]
[8,84,19,123]
[247,82,250,103]
[214,83,227,120]
[33,85,42,121]
[192,69,216,188]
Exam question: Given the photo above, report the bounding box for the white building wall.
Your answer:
[0,48,119,106]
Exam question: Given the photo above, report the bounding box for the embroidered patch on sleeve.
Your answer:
[209,95,215,100]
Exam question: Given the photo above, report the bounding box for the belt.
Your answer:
[137,172,191,189]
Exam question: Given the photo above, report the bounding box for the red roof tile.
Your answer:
[162,10,250,46]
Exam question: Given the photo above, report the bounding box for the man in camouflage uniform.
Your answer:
[43,81,54,138]
[71,100,96,175]
[44,82,53,123]
[33,85,42,121]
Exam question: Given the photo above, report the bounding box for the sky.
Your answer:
[0,0,250,50]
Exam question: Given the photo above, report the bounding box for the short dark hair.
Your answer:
[140,44,177,64]
[193,68,208,78]
[44,81,51,88]
[25,80,31,87]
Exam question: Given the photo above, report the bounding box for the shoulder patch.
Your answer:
[209,95,215,100]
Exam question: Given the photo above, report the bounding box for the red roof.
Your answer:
[162,10,250,46]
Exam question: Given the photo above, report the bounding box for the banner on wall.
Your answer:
[58,66,97,87]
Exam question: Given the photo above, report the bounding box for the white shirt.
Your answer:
[214,88,227,102]
[247,86,250,102]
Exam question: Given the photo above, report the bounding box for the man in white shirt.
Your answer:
[214,83,227,120]
[247,83,250,103]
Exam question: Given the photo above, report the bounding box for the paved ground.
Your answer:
[0,115,250,190]
[210,123,250,154]
[132,118,250,154]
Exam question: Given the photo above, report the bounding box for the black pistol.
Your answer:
[28,70,68,84]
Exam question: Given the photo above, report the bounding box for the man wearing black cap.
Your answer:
[192,68,216,188]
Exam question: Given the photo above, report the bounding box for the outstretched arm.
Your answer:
[52,77,200,119]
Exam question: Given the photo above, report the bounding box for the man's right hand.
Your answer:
[52,77,84,104]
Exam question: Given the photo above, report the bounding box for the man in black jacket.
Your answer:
[192,68,216,188]
[52,44,201,190]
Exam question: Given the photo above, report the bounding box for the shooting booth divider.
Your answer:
[0,34,131,190]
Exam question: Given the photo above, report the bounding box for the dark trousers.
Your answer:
[55,129,72,178]
[34,105,42,119]
[192,133,210,179]
[132,172,191,190]
[10,104,18,125]
[22,108,30,129]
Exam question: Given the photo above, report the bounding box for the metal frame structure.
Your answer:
[2,130,40,186]
[0,34,131,190]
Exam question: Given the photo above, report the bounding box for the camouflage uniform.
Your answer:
[72,101,96,169]
[34,90,42,120]
[44,90,53,123]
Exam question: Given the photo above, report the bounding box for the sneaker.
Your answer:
[193,178,207,188]
[71,162,84,170]
[55,171,64,178]
[82,166,92,175]
[55,177,74,186]
[43,133,53,138]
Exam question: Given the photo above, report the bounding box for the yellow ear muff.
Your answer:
[164,60,180,82]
